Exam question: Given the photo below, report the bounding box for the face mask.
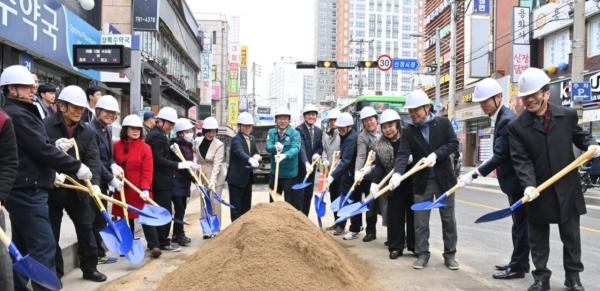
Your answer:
[184,133,194,143]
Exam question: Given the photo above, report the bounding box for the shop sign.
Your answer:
[0,0,100,79]
[228,97,239,126]
[133,0,159,31]
[424,0,451,26]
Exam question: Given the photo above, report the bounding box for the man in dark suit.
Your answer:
[458,78,529,279]
[508,68,597,291]
[296,104,323,216]
[390,89,459,271]
[226,112,261,221]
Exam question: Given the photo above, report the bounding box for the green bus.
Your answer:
[337,95,411,128]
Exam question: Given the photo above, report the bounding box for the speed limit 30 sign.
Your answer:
[377,54,392,71]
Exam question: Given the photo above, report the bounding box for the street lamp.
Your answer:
[409,28,441,115]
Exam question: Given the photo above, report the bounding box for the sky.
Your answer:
[187,0,315,99]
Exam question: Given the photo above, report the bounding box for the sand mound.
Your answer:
[157,202,378,291]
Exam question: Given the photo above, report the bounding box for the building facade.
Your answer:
[314,0,338,104]
[269,56,304,126]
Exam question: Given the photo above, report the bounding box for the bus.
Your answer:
[337,95,411,129]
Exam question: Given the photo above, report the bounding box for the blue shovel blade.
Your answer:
[100,218,133,255]
[210,215,220,234]
[137,204,172,226]
[330,195,343,212]
[13,255,61,290]
[125,238,145,265]
[314,194,327,217]
[292,179,312,190]
[475,199,524,223]
[214,192,235,209]
[411,193,449,211]
[200,217,213,236]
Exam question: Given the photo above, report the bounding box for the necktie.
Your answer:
[309,127,314,149]
[245,136,251,153]
[278,128,284,139]
[104,129,110,142]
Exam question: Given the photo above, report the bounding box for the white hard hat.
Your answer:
[274,107,291,117]
[473,78,503,102]
[0,65,35,87]
[95,95,120,112]
[174,118,194,132]
[518,67,551,97]
[157,106,178,123]
[359,106,378,120]
[303,104,318,114]
[238,112,254,125]
[122,114,143,127]
[334,112,354,127]
[405,90,431,109]
[57,85,90,109]
[380,109,401,124]
[327,109,341,120]
[203,117,219,130]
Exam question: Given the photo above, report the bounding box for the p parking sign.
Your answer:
[571,82,592,102]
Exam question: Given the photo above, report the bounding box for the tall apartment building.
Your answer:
[303,74,316,106]
[269,57,304,125]
[314,0,338,104]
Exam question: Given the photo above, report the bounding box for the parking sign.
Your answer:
[571,82,592,102]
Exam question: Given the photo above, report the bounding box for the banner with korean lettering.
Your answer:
[228,96,239,126]
[0,0,100,79]
[512,44,530,82]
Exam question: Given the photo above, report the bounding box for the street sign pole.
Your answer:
[435,27,441,114]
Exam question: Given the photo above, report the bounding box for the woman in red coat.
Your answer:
[112,114,162,258]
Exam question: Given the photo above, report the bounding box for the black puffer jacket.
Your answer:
[146,126,179,191]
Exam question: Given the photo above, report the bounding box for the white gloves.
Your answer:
[92,185,101,195]
[354,170,364,182]
[76,164,93,181]
[325,176,334,187]
[110,177,123,190]
[140,190,150,200]
[369,183,379,196]
[425,152,437,167]
[458,169,480,187]
[523,186,540,202]
[589,144,600,158]
[408,154,414,164]
[322,159,330,167]
[361,165,374,176]
[312,153,321,161]
[55,138,74,152]
[389,173,403,190]
[275,154,287,163]
[54,173,66,185]
[110,163,124,178]
[252,154,262,162]
[208,182,217,193]
[305,162,314,174]
[248,157,260,168]
[178,161,200,171]
[275,142,284,152]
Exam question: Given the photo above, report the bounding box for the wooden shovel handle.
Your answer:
[535,147,596,193]
[349,150,377,192]
[122,178,158,206]
[0,226,11,248]
[373,158,429,200]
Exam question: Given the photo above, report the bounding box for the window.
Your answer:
[544,29,570,67]
[589,15,600,57]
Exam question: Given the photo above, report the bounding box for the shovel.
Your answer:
[122,178,189,225]
[411,184,462,211]
[197,170,235,209]
[331,150,376,212]
[292,157,321,190]
[0,227,61,290]
[314,151,340,224]
[268,148,285,202]
[116,176,144,265]
[336,158,430,223]
[475,147,596,223]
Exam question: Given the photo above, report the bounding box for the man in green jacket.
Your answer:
[266,107,302,210]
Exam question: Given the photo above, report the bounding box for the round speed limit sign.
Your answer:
[377,54,392,71]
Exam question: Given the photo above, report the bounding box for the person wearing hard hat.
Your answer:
[169,118,196,244]
[296,104,323,216]
[146,107,200,252]
[89,95,123,265]
[346,106,381,241]
[324,112,358,236]
[193,117,226,237]
[508,68,598,291]
[322,108,342,231]
[44,85,107,282]
[226,112,261,221]
[389,89,459,270]
[1,65,95,289]
[365,109,415,259]
[266,107,302,210]
[0,90,18,291]
[113,114,159,258]
[457,78,530,280]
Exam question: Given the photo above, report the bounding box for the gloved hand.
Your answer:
[275,142,284,152]
[360,165,374,176]
[55,138,74,152]
[178,161,200,171]
[325,176,334,188]
[588,144,600,158]
[369,182,379,196]
[425,152,437,167]
[110,177,122,190]
[140,190,150,200]
[110,163,124,178]
[458,169,480,187]
[76,164,93,181]
[92,185,102,195]
[523,186,540,202]
[408,154,414,164]
[322,159,330,167]
[275,154,287,163]
[54,173,66,185]
[312,153,321,161]
[208,182,217,193]
[248,157,259,168]
[252,154,262,162]
[305,162,314,174]
[354,170,364,182]
[389,173,403,190]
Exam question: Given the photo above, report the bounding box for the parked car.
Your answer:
[252,125,272,183]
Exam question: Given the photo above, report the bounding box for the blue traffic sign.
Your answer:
[392,58,420,71]
[571,82,592,102]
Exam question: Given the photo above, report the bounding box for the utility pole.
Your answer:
[448,0,457,120]
[350,38,374,96]
[252,62,256,115]
[572,0,585,120]
[435,27,441,115]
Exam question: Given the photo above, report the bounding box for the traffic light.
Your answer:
[317,60,337,68]
[296,62,316,69]
[357,61,376,68]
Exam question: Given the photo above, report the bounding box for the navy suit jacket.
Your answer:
[91,118,115,186]
[297,123,323,176]
[226,132,259,186]
[331,129,357,187]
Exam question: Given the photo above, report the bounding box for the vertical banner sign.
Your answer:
[228,97,239,126]
[240,46,248,68]
[133,0,159,31]
[473,0,490,15]
[512,7,531,82]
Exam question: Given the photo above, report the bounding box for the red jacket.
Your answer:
[112,138,153,219]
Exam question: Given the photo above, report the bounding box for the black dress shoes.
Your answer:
[495,264,509,271]
[565,278,585,291]
[83,270,107,282]
[389,250,403,260]
[527,280,550,291]
[492,268,526,280]
[362,233,376,242]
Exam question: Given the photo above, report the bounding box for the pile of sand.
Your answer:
[157,202,378,291]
